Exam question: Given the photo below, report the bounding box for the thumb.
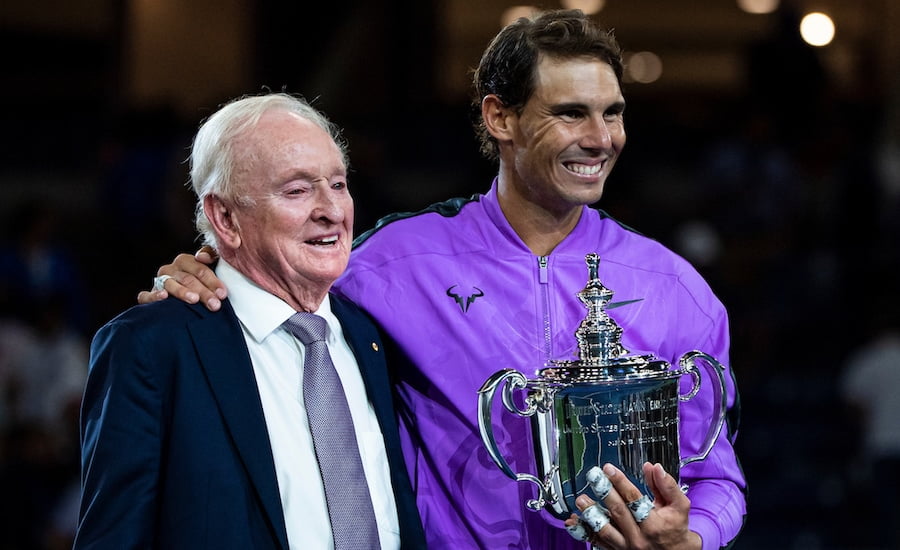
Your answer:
[646,462,685,506]
[196,245,219,264]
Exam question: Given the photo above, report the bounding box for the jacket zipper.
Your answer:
[538,256,552,360]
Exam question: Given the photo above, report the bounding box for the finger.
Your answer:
[645,462,689,510]
[137,289,168,305]
[195,245,219,265]
[165,272,225,309]
[640,463,697,548]
[587,465,612,500]
[171,253,227,301]
[157,255,224,310]
[155,274,201,305]
[575,495,627,549]
[565,514,591,542]
[581,504,609,534]
[598,464,645,540]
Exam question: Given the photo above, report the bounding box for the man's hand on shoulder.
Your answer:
[137,247,227,311]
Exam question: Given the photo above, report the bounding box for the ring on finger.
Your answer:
[586,466,612,500]
[627,494,655,523]
[153,274,174,292]
[582,503,610,532]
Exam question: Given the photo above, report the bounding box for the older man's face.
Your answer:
[228,110,353,296]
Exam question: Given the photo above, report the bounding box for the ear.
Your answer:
[481,94,516,142]
[204,194,242,249]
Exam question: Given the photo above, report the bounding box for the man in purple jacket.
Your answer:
[142,9,746,549]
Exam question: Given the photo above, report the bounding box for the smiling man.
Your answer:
[75,94,425,549]
[336,14,746,548]
[141,10,746,550]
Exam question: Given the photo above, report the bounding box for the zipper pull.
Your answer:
[538,256,548,284]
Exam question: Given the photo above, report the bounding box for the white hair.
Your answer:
[189,93,348,248]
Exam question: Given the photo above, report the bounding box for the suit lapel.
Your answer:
[330,295,427,546]
[187,303,290,550]
[331,296,394,423]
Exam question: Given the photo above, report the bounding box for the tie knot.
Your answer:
[283,312,328,345]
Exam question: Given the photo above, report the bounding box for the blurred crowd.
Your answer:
[0,105,198,549]
[0,200,89,549]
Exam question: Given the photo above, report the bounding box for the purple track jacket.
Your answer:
[335,180,746,549]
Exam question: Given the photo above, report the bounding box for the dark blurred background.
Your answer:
[1,0,899,548]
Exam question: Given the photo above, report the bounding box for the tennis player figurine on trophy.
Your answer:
[477,253,727,524]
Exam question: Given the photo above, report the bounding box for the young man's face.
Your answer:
[505,56,626,215]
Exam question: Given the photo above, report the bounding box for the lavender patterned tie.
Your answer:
[283,312,381,549]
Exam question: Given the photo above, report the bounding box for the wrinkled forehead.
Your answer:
[231,113,346,184]
[243,112,342,157]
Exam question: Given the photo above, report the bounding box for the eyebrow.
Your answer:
[550,100,626,113]
[272,170,315,188]
[279,166,346,183]
[550,102,588,112]
[607,100,626,113]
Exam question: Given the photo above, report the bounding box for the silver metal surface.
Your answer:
[477,253,729,519]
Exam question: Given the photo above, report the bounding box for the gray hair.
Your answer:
[189,93,348,248]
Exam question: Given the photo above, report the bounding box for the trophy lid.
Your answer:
[540,253,670,383]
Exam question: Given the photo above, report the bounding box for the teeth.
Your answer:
[308,236,338,245]
[566,163,602,175]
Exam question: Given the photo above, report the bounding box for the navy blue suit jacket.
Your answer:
[75,294,425,549]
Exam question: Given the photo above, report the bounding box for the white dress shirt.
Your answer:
[217,260,400,549]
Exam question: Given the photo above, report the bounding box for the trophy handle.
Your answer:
[677,351,728,468]
[477,369,548,509]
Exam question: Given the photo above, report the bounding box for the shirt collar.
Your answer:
[216,259,336,344]
[484,177,592,256]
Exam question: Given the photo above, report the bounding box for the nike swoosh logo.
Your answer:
[606,298,644,310]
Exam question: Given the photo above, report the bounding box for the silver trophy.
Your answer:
[477,253,728,519]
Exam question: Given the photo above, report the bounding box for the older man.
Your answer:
[75,94,425,549]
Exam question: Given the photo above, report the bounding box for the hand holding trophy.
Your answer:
[478,253,728,543]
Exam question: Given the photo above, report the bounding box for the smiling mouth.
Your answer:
[306,236,338,246]
[564,162,603,176]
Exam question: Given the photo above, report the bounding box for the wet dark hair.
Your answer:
[472,9,623,160]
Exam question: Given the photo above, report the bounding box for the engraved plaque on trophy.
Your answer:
[477,253,728,519]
